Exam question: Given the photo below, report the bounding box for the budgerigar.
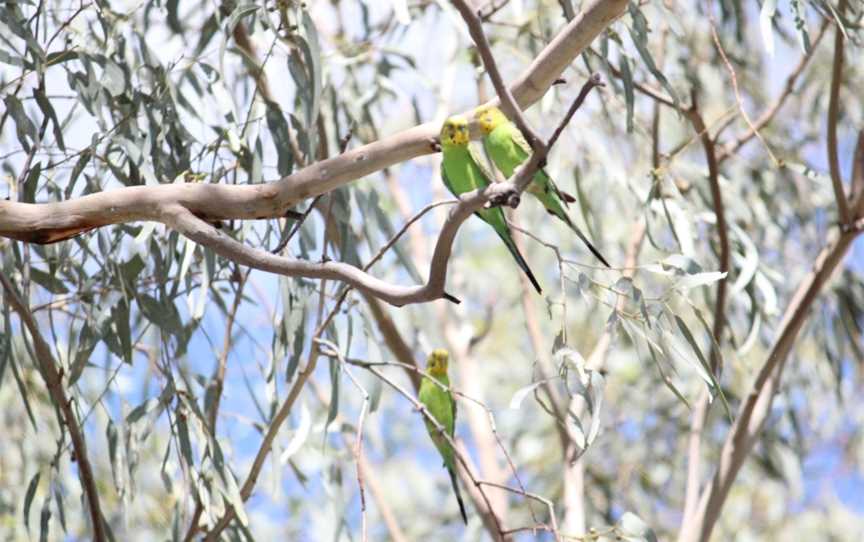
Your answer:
[474,105,610,268]
[440,115,542,293]
[418,349,468,524]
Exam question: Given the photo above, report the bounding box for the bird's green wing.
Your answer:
[440,163,458,196]
[442,146,491,194]
[505,121,534,157]
[419,377,454,458]
[468,143,500,183]
[441,144,543,293]
[449,388,457,438]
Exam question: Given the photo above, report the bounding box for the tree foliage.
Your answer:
[1,0,863,540]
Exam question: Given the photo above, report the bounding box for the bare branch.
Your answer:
[827,0,851,226]
[707,13,779,167]
[160,196,465,307]
[685,92,729,373]
[545,73,605,150]
[0,272,107,541]
[677,85,731,530]
[477,481,562,542]
[184,270,249,540]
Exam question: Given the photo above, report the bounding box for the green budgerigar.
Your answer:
[440,115,542,294]
[418,349,468,525]
[474,105,611,268]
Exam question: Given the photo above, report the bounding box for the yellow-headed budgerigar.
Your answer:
[418,349,468,524]
[439,115,542,293]
[474,105,611,268]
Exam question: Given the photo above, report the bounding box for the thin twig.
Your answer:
[707,9,779,167]
[308,379,409,542]
[184,267,249,541]
[476,481,562,542]
[546,74,605,150]
[352,361,507,536]
[309,340,371,541]
[716,21,829,162]
[678,87,731,529]
[589,48,682,111]
[336,356,546,535]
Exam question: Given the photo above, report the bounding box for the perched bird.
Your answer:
[418,349,468,525]
[474,105,611,268]
[439,115,542,294]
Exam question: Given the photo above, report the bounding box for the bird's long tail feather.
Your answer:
[497,231,543,294]
[448,467,468,525]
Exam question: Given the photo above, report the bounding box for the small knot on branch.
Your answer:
[487,186,520,209]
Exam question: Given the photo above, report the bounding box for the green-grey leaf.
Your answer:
[789,0,811,53]
[627,4,679,107]
[29,266,68,294]
[323,355,340,440]
[4,95,36,153]
[23,471,40,531]
[509,380,546,410]
[33,87,65,151]
[620,55,635,133]
[176,410,195,467]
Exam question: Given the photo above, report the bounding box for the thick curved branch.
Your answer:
[0,0,627,245]
[160,189,474,307]
[678,229,858,542]
[160,181,523,308]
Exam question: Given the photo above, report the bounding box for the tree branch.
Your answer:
[0,0,627,245]
[450,0,544,153]
[0,272,107,541]
[160,196,465,307]
[685,93,729,372]
[827,0,851,226]
[678,86,730,535]
[715,21,828,162]
[678,134,864,540]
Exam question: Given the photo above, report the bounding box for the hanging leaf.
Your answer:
[23,471,41,532]
[627,4,680,108]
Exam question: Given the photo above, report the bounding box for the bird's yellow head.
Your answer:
[440,116,470,146]
[426,348,450,377]
[474,105,508,135]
